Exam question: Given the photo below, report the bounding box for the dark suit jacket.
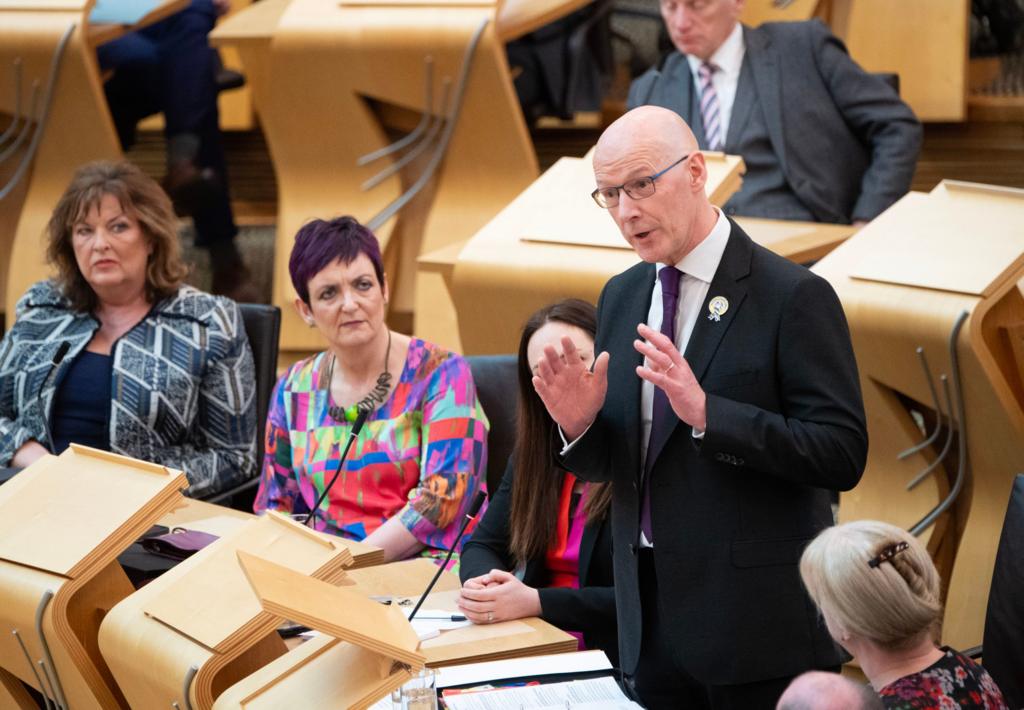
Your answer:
[461,460,618,664]
[628,20,922,224]
[563,221,868,685]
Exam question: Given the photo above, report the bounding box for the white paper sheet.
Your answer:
[442,676,638,710]
[435,650,613,689]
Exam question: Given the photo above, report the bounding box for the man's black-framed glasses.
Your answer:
[591,153,691,209]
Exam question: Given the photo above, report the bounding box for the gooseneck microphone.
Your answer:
[38,341,71,451]
[305,408,370,528]
[407,489,487,622]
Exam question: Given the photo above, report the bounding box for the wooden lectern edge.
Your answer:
[265,510,344,554]
[235,551,425,668]
[936,179,1024,200]
[259,599,425,669]
[234,636,346,707]
[68,442,183,478]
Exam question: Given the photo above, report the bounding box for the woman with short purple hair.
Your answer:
[254,216,489,562]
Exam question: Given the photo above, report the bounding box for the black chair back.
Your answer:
[204,303,281,508]
[982,474,1024,708]
[239,303,282,459]
[466,355,518,497]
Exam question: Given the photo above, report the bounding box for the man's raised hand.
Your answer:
[532,335,609,440]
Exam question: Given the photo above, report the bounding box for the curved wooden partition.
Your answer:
[430,151,854,354]
[212,0,539,359]
[0,3,115,319]
[0,0,188,321]
[97,512,359,709]
[0,446,188,710]
[812,180,1024,650]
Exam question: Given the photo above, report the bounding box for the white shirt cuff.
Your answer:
[558,422,593,455]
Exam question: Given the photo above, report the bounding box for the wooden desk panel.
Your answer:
[417,155,854,354]
[160,497,386,569]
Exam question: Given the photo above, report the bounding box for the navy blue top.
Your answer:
[51,351,112,454]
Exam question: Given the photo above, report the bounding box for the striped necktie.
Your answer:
[698,62,722,151]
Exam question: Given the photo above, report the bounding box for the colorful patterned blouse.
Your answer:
[545,472,590,649]
[879,647,1008,709]
[254,339,488,553]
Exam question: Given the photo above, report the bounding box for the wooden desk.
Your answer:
[0,447,187,710]
[213,559,576,708]
[418,154,854,354]
[99,511,358,709]
[813,179,1024,651]
[740,0,970,122]
[211,0,591,360]
[160,497,386,569]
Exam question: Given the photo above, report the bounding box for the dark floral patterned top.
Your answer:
[879,647,1008,709]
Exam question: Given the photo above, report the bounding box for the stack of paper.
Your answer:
[443,677,641,710]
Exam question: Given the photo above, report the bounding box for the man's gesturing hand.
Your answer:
[532,335,609,440]
[635,323,707,431]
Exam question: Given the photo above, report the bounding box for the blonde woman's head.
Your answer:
[799,520,942,650]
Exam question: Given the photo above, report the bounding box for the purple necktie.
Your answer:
[641,266,683,542]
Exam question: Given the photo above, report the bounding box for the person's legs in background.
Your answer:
[97,0,258,301]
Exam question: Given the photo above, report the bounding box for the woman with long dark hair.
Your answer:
[458,299,616,661]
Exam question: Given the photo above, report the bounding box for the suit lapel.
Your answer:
[684,225,751,382]
[724,55,755,154]
[744,25,787,173]
[646,224,752,469]
[661,57,705,146]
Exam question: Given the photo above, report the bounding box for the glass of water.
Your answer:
[395,667,437,710]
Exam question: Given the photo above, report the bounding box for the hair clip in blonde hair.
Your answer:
[868,541,909,568]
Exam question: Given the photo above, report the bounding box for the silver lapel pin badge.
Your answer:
[708,296,729,322]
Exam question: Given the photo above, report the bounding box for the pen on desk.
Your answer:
[411,614,467,622]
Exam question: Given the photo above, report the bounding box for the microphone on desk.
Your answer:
[305,408,370,528]
[38,341,71,452]
[407,489,487,623]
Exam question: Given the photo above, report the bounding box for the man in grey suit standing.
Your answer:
[629,0,921,225]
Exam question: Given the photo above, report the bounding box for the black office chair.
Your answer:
[965,474,1024,708]
[466,355,518,498]
[203,303,281,510]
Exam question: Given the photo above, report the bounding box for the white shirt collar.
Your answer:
[657,207,731,284]
[685,22,745,78]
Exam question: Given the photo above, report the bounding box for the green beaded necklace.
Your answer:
[327,329,393,423]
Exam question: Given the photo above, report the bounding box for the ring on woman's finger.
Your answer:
[487,611,494,623]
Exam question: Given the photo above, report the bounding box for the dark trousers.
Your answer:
[97,0,236,247]
[633,548,797,710]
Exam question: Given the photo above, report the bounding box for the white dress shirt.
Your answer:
[558,209,732,545]
[685,22,746,146]
[634,208,730,546]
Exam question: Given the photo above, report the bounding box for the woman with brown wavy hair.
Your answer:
[458,299,616,662]
[0,160,256,498]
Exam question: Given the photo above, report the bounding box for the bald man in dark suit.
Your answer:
[534,106,868,709]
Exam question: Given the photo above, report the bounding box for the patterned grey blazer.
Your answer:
[0,280,257,497]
